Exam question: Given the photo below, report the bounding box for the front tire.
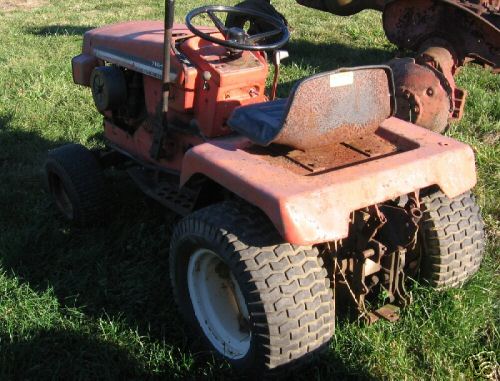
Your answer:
[169,201,334,375]
[45,144,106,226]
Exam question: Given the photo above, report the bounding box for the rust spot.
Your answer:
[383,0,499,70]
[247,131,404,175]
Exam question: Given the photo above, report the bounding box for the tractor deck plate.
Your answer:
[250,133,402,175]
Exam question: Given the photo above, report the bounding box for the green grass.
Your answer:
[0,1,498,379]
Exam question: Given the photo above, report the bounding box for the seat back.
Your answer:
[274,66,395,150]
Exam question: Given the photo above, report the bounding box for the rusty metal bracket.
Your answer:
[334,256,373,322]
[382,247,412,308]
[355,206,387,251]
[329,205,416,325]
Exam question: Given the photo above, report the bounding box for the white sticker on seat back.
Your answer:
[330,71,354,88]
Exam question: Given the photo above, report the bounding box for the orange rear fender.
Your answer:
[180,117,477,245]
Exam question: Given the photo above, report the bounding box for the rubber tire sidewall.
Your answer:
[45,158,86,224]
[419,188,485,288]
[45,144,106,226]
[170,230,264,372]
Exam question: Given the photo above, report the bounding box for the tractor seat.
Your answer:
[228,98,288,147]
[228,66,395,150]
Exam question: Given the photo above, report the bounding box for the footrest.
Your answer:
[128,167,199,215]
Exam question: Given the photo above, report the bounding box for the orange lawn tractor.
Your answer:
[44,1,485,376]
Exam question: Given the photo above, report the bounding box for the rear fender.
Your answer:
[180,118,477,245]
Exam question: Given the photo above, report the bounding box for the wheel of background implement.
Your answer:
[225,0,288,39]
[169,201,334,375]
[419,188,485,289]
[45,144,106,226]
[90,66,127,112]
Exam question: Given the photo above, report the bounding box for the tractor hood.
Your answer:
[81,21,216,66]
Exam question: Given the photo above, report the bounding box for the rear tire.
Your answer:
[419,188,485,288]
[45,144,106,226]
[169,201,334,375]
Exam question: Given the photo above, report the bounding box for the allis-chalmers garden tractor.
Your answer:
[45,0,486,376]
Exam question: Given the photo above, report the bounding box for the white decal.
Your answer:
[330,71,354,88]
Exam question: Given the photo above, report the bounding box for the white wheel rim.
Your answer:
[187,248,251,359]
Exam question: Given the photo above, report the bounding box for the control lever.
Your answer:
[271,50,289,100]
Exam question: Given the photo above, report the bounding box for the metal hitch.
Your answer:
[328,198,420,324]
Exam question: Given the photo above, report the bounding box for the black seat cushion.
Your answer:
[227,98,288,146]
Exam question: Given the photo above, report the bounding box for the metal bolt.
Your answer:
[249,87,259,98]
[202,71,212,91]
[203,71,212,82]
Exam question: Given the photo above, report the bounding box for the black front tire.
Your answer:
[45,144,106,226]
[169,201,334,376]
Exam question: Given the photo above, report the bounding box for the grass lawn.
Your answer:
[0,0,498,379]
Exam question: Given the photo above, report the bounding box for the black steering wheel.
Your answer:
[185,5,290,51]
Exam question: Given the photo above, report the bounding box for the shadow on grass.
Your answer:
[288,39,393,68]
[0,329,148,380]
[0,127,232,378]
[25,25,95,37]
[0,114,12,129]
[0,112,69,165]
